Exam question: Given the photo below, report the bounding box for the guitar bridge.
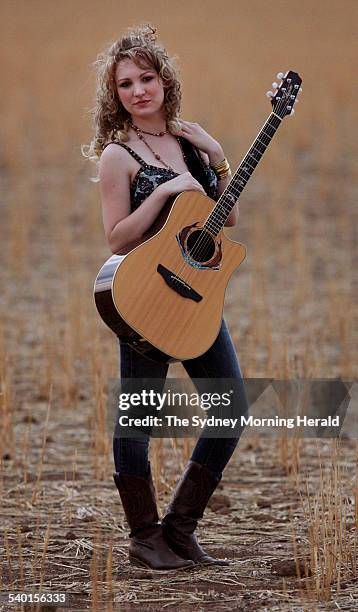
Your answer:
[157,264,202,302]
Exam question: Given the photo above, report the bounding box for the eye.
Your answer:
[118,82,130,88]
[143,76,154,82]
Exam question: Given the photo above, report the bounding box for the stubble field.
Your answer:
[0,1,357,610]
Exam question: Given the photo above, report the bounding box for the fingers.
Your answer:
[178,172,205,194]
[187,178,204,193]
[192,177,205,193]
[194,182,206,194]
[179,120,198,129]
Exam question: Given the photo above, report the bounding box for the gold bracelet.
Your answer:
[210,157,231,179]
[211,158,230,172]
[217,169,232,181]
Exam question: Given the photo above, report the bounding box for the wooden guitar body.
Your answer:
[105,191,246,361]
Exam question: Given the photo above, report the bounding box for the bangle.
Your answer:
[210,157,231,180]
[216,167,232,180]
[217,170,231,180]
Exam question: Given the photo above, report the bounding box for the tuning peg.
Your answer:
[277,72,285,80]
[266,90,274,98]
[272,82,278,89]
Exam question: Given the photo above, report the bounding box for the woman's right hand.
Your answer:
[161,172,206,197]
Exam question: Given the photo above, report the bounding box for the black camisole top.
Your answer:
[104,136,219,210]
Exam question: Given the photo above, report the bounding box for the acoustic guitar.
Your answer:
[94,71,302,363]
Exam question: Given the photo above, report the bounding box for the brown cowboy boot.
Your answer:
[162,461,230,566]
[113,468,194,570]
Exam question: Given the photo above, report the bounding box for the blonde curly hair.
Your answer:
[82,24,182,177]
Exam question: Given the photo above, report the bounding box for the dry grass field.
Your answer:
[0,0,357,610]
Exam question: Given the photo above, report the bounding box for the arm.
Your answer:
[99,145,171,254]
[202,145,239,227]
[99,144,206,254]
[175,120,239,227]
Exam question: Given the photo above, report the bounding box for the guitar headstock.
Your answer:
[266,70,302,118]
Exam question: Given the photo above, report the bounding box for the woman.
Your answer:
[85,24,248,570]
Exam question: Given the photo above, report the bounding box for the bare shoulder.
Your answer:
[99,144,133,183]
[99,143,130,167]
[101,142,144,185]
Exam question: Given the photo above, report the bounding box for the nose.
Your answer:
[133,81,146,97]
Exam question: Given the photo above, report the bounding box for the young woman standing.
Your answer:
[85,24,248,570]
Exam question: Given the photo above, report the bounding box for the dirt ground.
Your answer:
[1,1,357,610]
[2,393,357,611]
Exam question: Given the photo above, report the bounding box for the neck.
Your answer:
[130,112,167,134]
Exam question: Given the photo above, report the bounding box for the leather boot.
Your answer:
[113,468,194,570]
[162,461,230,566]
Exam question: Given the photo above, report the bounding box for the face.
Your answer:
[115,58,165,118]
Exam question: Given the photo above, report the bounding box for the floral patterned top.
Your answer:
[107,139,218,210]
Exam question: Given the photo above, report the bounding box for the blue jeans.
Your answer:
[113,319,249,479]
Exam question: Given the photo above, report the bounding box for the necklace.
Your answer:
[131,123,185,172]
[130,122,167,137]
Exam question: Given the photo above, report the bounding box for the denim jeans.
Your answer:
[113,319,249,479]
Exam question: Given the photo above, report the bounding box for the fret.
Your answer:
[224,183,242,199]
[210,206,230,220]
[257,135,270,148]
[204,112,283,237]
[268,114,281,129]
[231,174,246,188]
[214,205,233,219]
[244,155,258,170]
[207,208,229,224]
[216,203,233,215]
[261,125,275,136]
[210,212,229,226]
[252,144,265,157]
[253,141,266,155]
[260,130,271,148]
[237,159,255,173]
[230,181,243,194]
[267,120,280,132]
[233,177,246,189]
[261,127,277,141]
[237,166,251,179]
[248,148,261,161]
[205,221,221,234]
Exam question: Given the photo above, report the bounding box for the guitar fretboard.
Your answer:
[204,113,282,235]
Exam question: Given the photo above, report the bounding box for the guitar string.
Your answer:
[188,115,283,265]
[158,81,297,332]
[170,114,281,291]
[166,101,284,295]
[167,119,276,302]
[163,118,276,316]
[169,84,297,342]
[172,84,295,287]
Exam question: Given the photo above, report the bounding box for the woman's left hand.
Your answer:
[175,120,223,159]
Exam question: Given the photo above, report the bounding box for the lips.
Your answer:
[134,100,150,105]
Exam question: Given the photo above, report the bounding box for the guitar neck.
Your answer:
[204,112,282,235]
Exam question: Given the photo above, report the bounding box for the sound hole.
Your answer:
[186,230,216,263]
